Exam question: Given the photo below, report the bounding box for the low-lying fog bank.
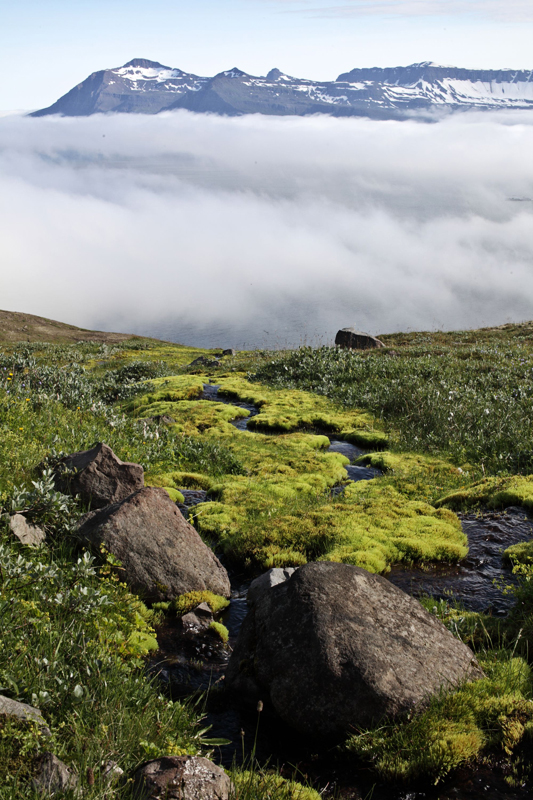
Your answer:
[1,109,533,348]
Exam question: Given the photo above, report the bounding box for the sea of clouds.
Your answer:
[1,109,533,348]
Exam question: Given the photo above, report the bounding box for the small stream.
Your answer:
[149,385,533,799]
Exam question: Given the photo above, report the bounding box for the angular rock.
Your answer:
[77,487,230,602]
[0,695,51,736]
[247,567,297,607]
[335,328,384,350]
[132,755,232,800]
[222,349,235,356]
[55,442,144,509]
[181,607,213,636]
[9,513,46,546]
[226,562,483,738]
[32,752,78,795]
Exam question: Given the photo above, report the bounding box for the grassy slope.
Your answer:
[0,314,532,793]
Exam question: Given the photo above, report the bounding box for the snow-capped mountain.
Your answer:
[31,59,533,118]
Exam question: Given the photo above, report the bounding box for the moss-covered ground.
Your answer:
[0,322,533,794]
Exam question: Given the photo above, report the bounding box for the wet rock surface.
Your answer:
[77,486,230,602]
[225,562,483,738]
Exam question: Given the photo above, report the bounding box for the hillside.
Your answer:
[0,309,157,345]
[0,315,532,797]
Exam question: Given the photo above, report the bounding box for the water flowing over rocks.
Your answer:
[132,756,233,800]
[55,442,144,509]
[335,328,384,350]
[77,486,230,602]
[226,562,483,738]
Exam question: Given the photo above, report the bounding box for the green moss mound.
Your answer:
[170,591,230,617]
[504,540,533,564]
[209,621,229,643]
[348,656,533,784]
[438,475,533,511]
[232,770,322,800]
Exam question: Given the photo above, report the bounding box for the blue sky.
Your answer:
[1,0,533,110]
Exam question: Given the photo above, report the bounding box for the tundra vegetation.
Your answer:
[0,320,533,796]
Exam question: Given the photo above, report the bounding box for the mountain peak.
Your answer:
[122,58,171,70]
[215,68,250,79]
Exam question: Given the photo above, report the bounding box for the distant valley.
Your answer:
[31,58,533,118]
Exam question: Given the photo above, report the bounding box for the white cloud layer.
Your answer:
[1,109,533,348]
[269,0,533,23]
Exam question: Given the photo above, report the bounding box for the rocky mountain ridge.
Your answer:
[31,58,533,118]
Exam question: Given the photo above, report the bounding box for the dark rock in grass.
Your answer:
[335,328,384,350]
[226,562,483,738]
[151,414,176,425]
[32,752,78,795]
[222,349,235,356]
[77,487,230,602]
[0,695,51,736]
[188,356,220,368]
[247,567,297,607]
[55,442,144,509]
[132,755,232,800]
[8,513,46,546]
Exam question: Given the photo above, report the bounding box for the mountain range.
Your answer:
[31,58,533,118]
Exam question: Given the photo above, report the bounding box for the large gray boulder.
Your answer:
[77,487,230,602]
[132,756,232,800]
[55,442,144,509]
[335,328,384,350]
[226,562,483,738]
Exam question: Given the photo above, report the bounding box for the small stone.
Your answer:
[247,568,297,607]
[222,349,235,356]
[0,695,51,736]
[32,753,78,795]
[8,514,46,546]
[181,611,212,635]
[132,755,232,800]
[100,760,124,783]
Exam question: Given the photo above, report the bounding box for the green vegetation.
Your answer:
[170,591,230,617]
[252,324,533,477]
[1,320,533,794]
[347,655,533,784]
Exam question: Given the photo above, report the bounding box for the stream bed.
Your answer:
[148,386,533,799]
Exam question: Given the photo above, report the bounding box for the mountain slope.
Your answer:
[31,59,533,118]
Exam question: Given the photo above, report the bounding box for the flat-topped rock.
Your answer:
[335,328,384,350]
